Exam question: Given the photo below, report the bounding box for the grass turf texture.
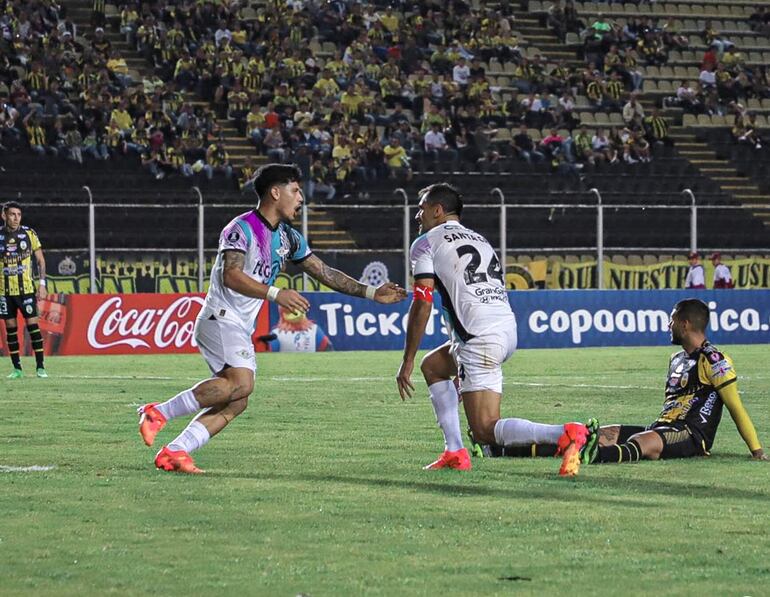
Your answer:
[2,346,769,596]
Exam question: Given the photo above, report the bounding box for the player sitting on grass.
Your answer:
[469,298,767,467]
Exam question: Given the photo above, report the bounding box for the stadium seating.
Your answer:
[1,0,767,257]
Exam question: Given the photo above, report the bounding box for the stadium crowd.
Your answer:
[545,2,770,152]
[2,0,683,199]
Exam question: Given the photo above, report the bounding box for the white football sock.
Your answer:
[155,388,201,421]
[429,380,464,452]
[494,418,564,446]
[167,420,210,454]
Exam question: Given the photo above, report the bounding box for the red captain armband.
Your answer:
[413,283,434,303]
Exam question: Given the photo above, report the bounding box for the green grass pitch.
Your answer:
[2,346,769,596]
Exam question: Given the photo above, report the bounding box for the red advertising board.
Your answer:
[0,294,270,356]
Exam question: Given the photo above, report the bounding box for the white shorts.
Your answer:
[194,315,257,375]
[451,323,517,394]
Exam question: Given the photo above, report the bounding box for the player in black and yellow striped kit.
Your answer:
[1,202,48,378]
[584,298,765,464]
[469,299,766,469]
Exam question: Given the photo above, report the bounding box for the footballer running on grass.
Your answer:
[137,163,407,474]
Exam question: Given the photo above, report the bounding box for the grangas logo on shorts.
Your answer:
[86,296,205,350]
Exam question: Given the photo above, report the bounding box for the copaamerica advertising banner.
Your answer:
[0,291,768,356]
[294,290,770,351]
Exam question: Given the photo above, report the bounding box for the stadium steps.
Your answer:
[667,126,770,225]
[509,4,577,60]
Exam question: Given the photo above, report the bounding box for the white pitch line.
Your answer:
[53,373,659,392]
[54,374,200,381]
[0,465,57,473]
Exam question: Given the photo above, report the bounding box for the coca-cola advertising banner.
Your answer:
[0,294,270,356]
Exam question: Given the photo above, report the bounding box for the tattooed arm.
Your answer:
[298,254,367,297]
[298,254,407,303]
[34,247,47,300]
[222,250,309,312]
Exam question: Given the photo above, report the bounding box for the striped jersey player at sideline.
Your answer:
[137,163,407,474]
[1,201,48,379]
[395,183,595,476]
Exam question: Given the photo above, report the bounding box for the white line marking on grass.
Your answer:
[55,374,200,381]
[0,465,57,473]
[505,381,659,391]
[57,374,659,392]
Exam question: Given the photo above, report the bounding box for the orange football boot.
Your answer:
[154,446,204,474]
[556,422,589,477]
[138,402,167,447]
[423,447,472,470]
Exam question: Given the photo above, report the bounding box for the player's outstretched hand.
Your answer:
[396,359,415,401]
[276,289,310,313]
[751,448,768,461]
[373,282,408,304]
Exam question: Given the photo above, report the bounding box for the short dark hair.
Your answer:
[3,201,21,213]
[673,298,709,333]
[419,183,464,217]
[252,163,302,201]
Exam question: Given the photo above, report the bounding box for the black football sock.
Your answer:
[27,323,45,369]
[502,444,559,457]
[6,327,21,369]
[594,439,642,464]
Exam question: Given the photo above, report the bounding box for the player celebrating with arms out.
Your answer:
[138,164,406,474]
[395,183,595,475]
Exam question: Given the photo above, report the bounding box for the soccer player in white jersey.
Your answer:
[396,183,595,476]
[137,164,407,474]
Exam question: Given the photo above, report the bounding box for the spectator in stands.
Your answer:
[749,6,770,35]
[702,20,729,57]
[622,92,645,128]
[685,252,706,289]
[644,108,671,148]
[383,136,412,180]
[424,123,457,172]
[540,129,565,162]
[732,113,763,150]
[662,18,688,50]
[674,80,703,114]
[512,124,544,164]
[452,58,471,90]
[166,138,192,178]
[547,1,568,42]
[263,124,287,162]
[711,253,734,289]
[0,98,21,150]
[591,127,618,164]
[571,124,595,166]
[23,111,54,156]
[142,146,165,180]
[204,139,232,180]
[307,159,336,202]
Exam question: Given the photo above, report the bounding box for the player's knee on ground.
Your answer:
[469,417,498,445]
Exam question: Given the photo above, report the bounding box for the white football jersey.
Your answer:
[203,210,311,332]
[410,221,515,342]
